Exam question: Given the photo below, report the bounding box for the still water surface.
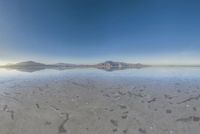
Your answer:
[1,67,200,80]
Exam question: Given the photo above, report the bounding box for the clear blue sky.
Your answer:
[0,0,200,64]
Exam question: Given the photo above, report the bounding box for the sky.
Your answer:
[0,0,200,65]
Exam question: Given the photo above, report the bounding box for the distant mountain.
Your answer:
[1,61,48,72]
[96,61,128,68]
[1,60,200,73]
[0,60,149,72]
[53,63,78,67]
[96,61,148,69]
[10,61,46,67]
[4,61,77,67]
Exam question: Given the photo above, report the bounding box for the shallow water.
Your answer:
[0,67,200,134]
[1,67,200,79]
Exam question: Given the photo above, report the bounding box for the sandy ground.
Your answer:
[0,72,200,134]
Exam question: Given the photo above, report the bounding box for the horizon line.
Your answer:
[1,60,200,67]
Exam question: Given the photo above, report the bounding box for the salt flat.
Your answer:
[0,68,200,134]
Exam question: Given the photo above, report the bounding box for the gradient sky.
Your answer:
[0,0,200,65]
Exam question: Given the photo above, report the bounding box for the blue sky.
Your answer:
[0,0,200,65]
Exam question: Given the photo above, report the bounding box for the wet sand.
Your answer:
[0,69,200,134]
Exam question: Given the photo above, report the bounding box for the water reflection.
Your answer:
[1,67,200,79]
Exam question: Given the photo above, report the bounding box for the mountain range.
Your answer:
[1,61,200,73]
[0,61,149,72]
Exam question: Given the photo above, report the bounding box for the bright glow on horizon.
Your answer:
[1,54,200,66]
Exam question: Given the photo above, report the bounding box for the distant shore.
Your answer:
[0,60,200,72]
